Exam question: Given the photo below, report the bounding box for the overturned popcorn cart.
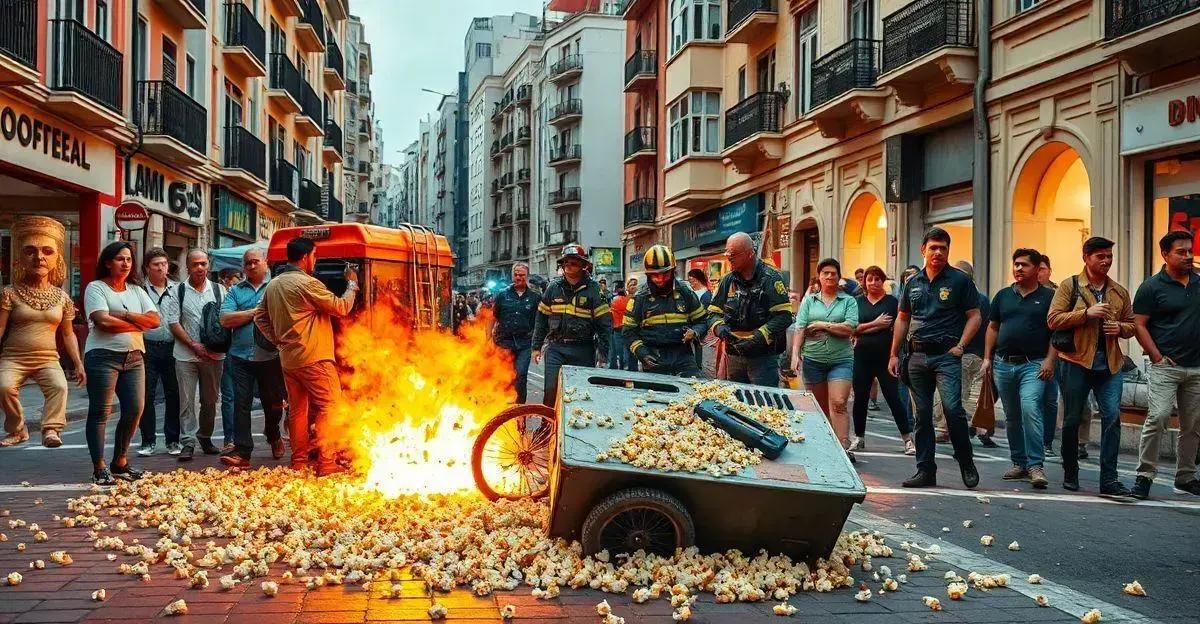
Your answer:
[471,367,867,562]
[266,223,454,331]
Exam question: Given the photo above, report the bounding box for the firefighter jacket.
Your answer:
[531,276,613,350]
[707,260,794,357]
[491,285,540,350]
[622,281,708,359]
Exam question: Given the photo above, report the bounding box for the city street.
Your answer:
[0,371,1196,624]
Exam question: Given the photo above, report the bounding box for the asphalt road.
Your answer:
[0,367,1195,623]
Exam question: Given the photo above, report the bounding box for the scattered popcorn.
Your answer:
[962,520,973,528]
[854,589,872,602]
[941,527,951,533]
[882,578,899,592]
[29,560,44,570]
[32,531,47,542]
[261,581,279,596]
[1082,608,1102,623]
[903,522,917,529]
[596,600,612,616]
[1123,581,1146,597]
[1008,541,1020,551]
[1035,595,1050,607]
[189,570,209,589]
[897,575,907,584]
[976,496,990,504]
[631,587,652,603]
[980,535,995,547]
[772,602,797,616]
[672,605,691,621]
[922,596,942,611]
[162,599,188,616]
[947,582,968,600]
[219,574,237,590]
[603,615,626,624]
[17,543,26,551]
[6,572,22,586]
[0,533,5,541]
[91,589,107,602]
[1028,574,1043,584]
[943,571,962,582]
[428,603,448,619]
[907,554,927,572]
[48,551,72,566]
[967,572,1010,589]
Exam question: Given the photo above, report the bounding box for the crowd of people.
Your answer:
[488,228,1200,500]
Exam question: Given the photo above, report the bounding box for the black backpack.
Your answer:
[179,280,232,353]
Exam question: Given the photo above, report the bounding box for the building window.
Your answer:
[849,0,875,39]
[795,8,818,115]
[1016,0,1040,12]
[185,55,196,98]
[669,0,721,56]
[668,91,720,162]
[476,43,492,58]
[95,0,109,40]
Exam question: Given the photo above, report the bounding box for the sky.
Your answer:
[353,0,548,164]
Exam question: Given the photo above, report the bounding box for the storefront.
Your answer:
[1122,75,1200,278]
[0,93,117,300]
[671,193,763,286]
[123,154,205,270]
[590,247,622,285]
[258,204,287,244]
[213,186,258,248]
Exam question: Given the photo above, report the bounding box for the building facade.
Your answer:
[342,13,380,223]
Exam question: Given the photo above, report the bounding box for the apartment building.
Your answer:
[343,13,379,222]
[487,40,541,280]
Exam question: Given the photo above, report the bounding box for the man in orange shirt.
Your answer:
[608,286,636,371]
[254,237,358,475]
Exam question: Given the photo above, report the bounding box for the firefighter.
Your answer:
[622,245,707,377]
[532,244,612,406]
[708,232,794,386]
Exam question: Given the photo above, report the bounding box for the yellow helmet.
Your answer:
[643,244,676,274]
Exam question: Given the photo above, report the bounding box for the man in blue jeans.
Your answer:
[1047,236,1135,497]
[491,263,539,404]
[889,227,982,489]
[982,248,1057,490]
[1037,255,1060,457]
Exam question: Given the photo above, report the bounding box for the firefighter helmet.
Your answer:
[643,244,676,274]
[558,243,591,268]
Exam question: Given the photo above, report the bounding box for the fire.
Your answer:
[328,306,516,497]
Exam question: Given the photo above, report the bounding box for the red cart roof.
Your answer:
[267,223,455,267]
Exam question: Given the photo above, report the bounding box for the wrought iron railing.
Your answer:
[269,52,304,107]
[516,208,530,222]
[347,78,358,93]
[499,211,513,226]
[325,194,343,222]
[882,0,974,74]
[724,92,783,148]
[324,119,342,154]
[269,159,299,203]
[624,50,657,85]
[549,54,583,79]
[501,172,514,187]
[49,19,122,112]
[223,1,265,67]
[811,38,881,109]
[501,131,514,149]
[549,98,583,122]
[136,81,207,154]
[516,84,532,103]
[300,80,322,122]
[516,126,531,143]
[624,197,656,227]
[223,126,266,181]
[1106,0,1200,38]
[325,38,344,81]
[727,0,776,33]
[548,187,581,206]
[624,126,657,157]
[299,177,322,214]
[491,179,501,195]
[517,168,531,183]
[0,0,37,70]
[299,0,326,46]
[549,144,582,164]
[549,229,580,245]
[490,140,502,158]
[491,103,504,122]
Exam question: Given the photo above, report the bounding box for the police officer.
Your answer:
[491,263,539,403]
[532,244,612,406]
[708,232,793,386]
[622,245,707,378]
[888,227,982,490]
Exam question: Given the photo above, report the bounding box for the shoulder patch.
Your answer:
[775,280,786,295]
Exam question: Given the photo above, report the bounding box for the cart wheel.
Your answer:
[580,488,695,557]
[471,404,556,501]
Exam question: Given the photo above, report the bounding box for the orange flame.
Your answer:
[328,306,516,497]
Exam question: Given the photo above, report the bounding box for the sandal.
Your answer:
[42,430,62,448]
[1,428,29,447]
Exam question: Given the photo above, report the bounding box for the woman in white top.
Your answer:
[83,242,160,486]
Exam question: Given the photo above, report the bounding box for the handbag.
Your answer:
[1050,276,1079,353]
[970,371,997,432]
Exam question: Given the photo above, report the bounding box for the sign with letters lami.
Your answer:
[123,156,204,224]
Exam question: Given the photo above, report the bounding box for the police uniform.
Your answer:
[492,284,540,403]
[623,280,708,378]
[531,276,613,406]
[707,260,793,387]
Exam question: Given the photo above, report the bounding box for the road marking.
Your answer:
[0,483,92,493]
[863,431,1012,462]
[855,450,1007,463]
[849,508,1165,624]
[866,485,1200,510]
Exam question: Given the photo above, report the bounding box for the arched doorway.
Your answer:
[842,193,888,274]
[1012,143,1092,272]
[792,217,820,292]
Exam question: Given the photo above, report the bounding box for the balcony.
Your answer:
[549,55,583,83]
[548,229,580,246]
[516,246,529,257]
[158,0,207,29]
[501,90,515,111]
[722,91,784,172]
[324,38,346,91]
[220,126,266,190]
[515,208,530,223]
[358,119,370,137]
[491,179,502,196]
[624,126,657,164]
[501,172,515,188]
[726,0,777,45]
[490,140,503,160]
[135,80,207,168]
[45,19,123,128]
[357,161,368,175]
[623,197,656,232]
[298,178,322,217]
[624,50,657,92]
[517,168,531,185]
[491,103,505,124]
[0,0,38,85]
[324,194,343,223]
[1102,0,1200,73]
[548,99,583,126]
[322,119,343,163]
[548,187,582,210]
[515,125,531,146]
[500,131,514,153]
[548,144,582,168]
[268,159,300,210]
[498,249,513,261]
[267,53,303,114]
[221,2,267,78]
[294,0,326,53]
[807,38,887,139]
[498,211,513,226]
[516,84,532,105]
[275,0,304,18]
[294,80,324,137]
[347,78,358,94]
[326,0,349,21]
[877,0,976,107]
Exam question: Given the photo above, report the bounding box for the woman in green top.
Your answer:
[790,258,858,454]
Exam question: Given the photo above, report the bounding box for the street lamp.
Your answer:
[421,88,452,98]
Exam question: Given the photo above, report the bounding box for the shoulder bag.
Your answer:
[1050,276,1080,353]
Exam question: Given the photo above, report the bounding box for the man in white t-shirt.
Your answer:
[161,250,226,461]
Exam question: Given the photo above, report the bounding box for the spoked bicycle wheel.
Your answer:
[471,404,556,501]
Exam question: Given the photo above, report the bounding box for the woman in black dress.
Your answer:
[851,266,914,455]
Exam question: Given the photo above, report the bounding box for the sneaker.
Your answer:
[166,443,182,455]
[868,400,880,411]
[219,453,250,469]
[1077,444,1089,459]
[222,442,235,453]
[849,436,865,451]
[1173,480,1200,496]
[1002,465,1029,481]
[903,439,916,456]
[1131,476,1152,500]
[92,468,117,487]
[178,445,195,462]
[979,433,999,448]
[1063,471,1080,491]
[1044,444,1057,457]
[1099,482,1133,499]
[137,443,156,457]
[42,431,62,448]
[960,461,980,489]
[1029,467,1049,489]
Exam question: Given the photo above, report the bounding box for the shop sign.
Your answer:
[774,213,792,249]
[628,250,644,271]
[0,94,115,193]
[672,194,763,250]
[258,212,283,242]
[123,156,203,223]
[591,247,621,273]
[1122,76,1200,155]
[216,189,256,239]
[1168,195,1200,251]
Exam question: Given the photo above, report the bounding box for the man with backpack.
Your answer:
[161,249,227,461]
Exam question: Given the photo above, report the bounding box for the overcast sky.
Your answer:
[353,0,547,164]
